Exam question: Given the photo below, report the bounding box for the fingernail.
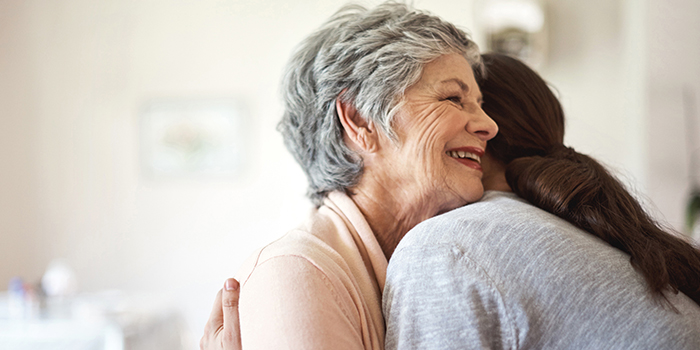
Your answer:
[224,279,239,291]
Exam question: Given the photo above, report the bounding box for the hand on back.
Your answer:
[200,278,242,350]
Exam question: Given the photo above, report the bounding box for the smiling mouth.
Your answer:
[446,150,481,164]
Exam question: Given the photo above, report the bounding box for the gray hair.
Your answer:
[278,1,482,206]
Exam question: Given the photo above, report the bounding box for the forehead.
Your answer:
[411,53,479,93]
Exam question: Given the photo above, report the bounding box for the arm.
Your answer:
[239,255,365,350]
[383,244,517,350]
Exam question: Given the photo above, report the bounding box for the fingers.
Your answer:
[209,288,225,329]
[201,288,224,350]
[200,279,242,350]
[221,278,242,350]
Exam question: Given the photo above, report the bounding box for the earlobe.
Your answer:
[336,98,379,153]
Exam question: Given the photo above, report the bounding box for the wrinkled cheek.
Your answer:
[415,149,449,188]
[406,132,444,170]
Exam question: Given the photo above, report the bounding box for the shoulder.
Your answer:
[235,216,379,349]
[388,190,636,313]
[235,204,369,314]
[237,247,367,349]
[384,207,521,349]
[393,191,628,283]
[394,191,557,256]
[236,199,354,278]
[236,229,362,331]
[237,226,349,289]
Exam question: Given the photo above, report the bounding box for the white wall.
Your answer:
[646,0,700,231]
[0,0,44,283]
[543,0,644,182]
[0,0,696,348]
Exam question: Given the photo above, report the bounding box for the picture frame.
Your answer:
[139,98,249,180]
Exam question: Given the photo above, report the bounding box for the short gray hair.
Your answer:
[278,1,482,206]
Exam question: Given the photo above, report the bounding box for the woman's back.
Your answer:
[384,191,700,350]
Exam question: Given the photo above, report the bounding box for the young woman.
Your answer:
[383,53,700,349]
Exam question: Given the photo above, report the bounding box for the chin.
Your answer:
[447,171,485,204]
[437,189,482,215]
[458,185,485,205]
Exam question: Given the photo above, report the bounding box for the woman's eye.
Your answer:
[446,96,462,104]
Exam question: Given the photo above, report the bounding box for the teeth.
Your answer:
[447,150,480,163]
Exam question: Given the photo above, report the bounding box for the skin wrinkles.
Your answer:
[351,53,497,258]
[435,78,483,109]
[434,79,483,114]
[393,59,488,207]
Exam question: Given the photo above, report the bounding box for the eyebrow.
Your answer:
[439,78,482,102]
[439,78,470,93]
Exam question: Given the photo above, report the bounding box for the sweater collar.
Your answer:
[324,191,388,291]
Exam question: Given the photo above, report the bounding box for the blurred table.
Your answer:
[0,291,185,350]
[0,318,123,350]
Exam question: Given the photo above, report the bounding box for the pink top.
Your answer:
[236,191,388,349]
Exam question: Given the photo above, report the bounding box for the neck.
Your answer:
[349,183,443,260]
[482,172,512,192]
[481,153,512,192]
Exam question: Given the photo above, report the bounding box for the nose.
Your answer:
[466,106,498,141]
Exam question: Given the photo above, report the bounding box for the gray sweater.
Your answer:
[383,191,700,350]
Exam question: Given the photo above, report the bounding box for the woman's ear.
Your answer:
[336,98,379,153]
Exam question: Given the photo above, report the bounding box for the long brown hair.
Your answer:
[478,53,700,307]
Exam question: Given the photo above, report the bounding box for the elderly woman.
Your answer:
[383,53,700,349]
[201,2,496,349]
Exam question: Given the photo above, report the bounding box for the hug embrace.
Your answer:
[200,2,700,349]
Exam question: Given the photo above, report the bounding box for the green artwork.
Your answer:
[687,189,700,236]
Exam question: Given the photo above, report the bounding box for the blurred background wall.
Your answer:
[0,0,698,348]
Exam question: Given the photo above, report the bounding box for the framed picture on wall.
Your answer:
[139,98,249,180]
